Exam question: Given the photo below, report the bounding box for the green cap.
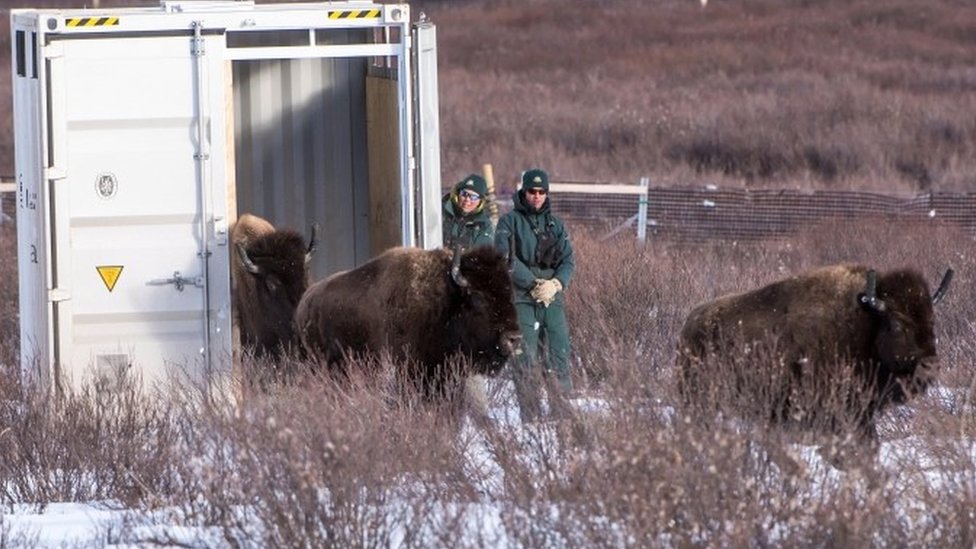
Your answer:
[454,174,488,198]
[521,168,549,191]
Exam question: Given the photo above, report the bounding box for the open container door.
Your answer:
[412,18,443,250]
[229,3,420,277]
[365,60,405,256]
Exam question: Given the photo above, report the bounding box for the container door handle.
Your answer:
[148,271,204,292]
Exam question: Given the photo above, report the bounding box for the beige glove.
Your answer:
[530,278,563,307]
[530,279,546,302]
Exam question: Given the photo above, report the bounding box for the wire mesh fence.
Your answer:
[494,182,976,243]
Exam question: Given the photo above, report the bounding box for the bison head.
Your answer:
[446,245,522,375]
[859,268,952,404]
[236,224,318,355]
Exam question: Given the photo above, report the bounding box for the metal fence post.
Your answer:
[637,176,649,242]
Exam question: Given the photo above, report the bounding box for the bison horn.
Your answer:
[858,269,887,313]
[450,245,470,289]
[305,222,320,264]
[932,268,954,305]
[236,242,262,275]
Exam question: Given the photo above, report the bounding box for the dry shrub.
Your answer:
[477,352,900,547]
[790,217,968,272]
[0,223,17,358]
[567,229,681,382]
[164,357,483,547]
[0,366,180,509]
[676,335,901,484]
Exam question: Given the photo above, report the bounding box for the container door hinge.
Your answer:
[191,21,206,56]
[214,216,228,245]
[45,167,67,181]
[48,288,71,302]
[44,43,64,59]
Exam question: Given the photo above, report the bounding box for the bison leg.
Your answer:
[675,350,707,409]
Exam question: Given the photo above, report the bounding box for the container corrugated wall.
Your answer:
[231,41,372,279]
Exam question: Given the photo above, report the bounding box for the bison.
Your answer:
[230,213,317,357]
[677,264,953,459]
[294,245,522,400]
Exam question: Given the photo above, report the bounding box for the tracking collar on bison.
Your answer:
[295,245,522,399]
[230,214,318,358]
[858,267,954,314]
[677,264,952,458]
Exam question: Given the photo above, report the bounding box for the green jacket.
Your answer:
[442,192,494,250]
[495,191,575,304]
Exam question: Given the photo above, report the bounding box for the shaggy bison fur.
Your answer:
[677,264,952,455]
[295,245,522,399]
[230,213,315,357]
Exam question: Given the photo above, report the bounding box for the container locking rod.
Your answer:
[148,271,204,292]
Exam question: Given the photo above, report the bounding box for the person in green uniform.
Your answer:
[495,168,575,422]
[442,174,493,250]
[443,173,495,417]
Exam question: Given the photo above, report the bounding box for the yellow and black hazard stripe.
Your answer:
[65,16,120,28]
[328,9,381,20]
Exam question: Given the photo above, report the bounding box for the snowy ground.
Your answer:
[2,503,223,548]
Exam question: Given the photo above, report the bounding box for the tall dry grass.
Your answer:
[1,217,975,545]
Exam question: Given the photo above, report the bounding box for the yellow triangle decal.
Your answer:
[96,265,124,292]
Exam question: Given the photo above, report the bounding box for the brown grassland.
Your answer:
[1,0,976,545]
[425,0,976,193]
[2,0,976,192]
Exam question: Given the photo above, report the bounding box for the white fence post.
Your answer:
[637,176,649,243]
[547,179,650,242]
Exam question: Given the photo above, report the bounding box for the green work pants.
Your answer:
[511,301,573,421]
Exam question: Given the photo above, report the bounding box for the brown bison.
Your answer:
[230,213,317,357]
[295,245,522,399]
[677,264,953,453]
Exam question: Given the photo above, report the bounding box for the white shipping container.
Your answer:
[11,1,442,394]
